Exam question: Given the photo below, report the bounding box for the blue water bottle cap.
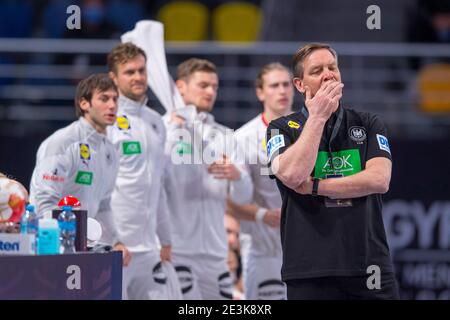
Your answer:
[62,205,73,211]
[26,204,35,212]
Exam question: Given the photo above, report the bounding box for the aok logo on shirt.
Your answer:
[176,141,192,155]
[75,171,93,185]
[123,141,142,155]
[314,149,362,179]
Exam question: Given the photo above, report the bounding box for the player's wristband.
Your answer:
[312,178,320,197]
[256,208,268,222]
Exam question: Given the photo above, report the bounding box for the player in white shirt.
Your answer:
[29,74,130,262]
[107,43,174,300]
[164,58,253,300]
[227,63,294,300]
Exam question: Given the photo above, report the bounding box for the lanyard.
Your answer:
[301,105,343,172]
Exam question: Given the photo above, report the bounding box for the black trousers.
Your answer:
[286,274,399,300]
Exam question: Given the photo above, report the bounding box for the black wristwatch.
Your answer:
[312,178,320,196]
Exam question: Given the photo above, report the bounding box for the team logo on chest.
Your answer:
[348,126,367,143]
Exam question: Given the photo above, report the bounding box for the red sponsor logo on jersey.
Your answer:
[42,174,64,183]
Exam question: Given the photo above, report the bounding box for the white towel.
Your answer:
[121,20,186,114]
[162,261,183,300]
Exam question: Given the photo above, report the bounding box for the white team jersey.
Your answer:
[164,111,253,259]
[29,117,119,244]
[108,95,171,253]
[235,114,282,257]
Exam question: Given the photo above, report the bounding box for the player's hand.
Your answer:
[114,242,132,267]
[170,112,186,126]
[208,154,241,181]
[294,176,314,195]
[262,208,281,228]
[305,80,343,122]
[160,245,172,262]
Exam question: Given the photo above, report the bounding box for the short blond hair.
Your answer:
[255,62,291,89]
[177,58,217,81]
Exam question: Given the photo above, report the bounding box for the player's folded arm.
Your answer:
[318,157,392,199]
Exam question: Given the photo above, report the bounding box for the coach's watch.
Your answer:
[312,178,320,197]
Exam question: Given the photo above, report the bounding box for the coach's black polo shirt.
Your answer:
[266,105,394,281]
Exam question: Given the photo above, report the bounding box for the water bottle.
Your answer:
[20,204,38,254]
[58,205,76,254]
[20,204,38,234]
